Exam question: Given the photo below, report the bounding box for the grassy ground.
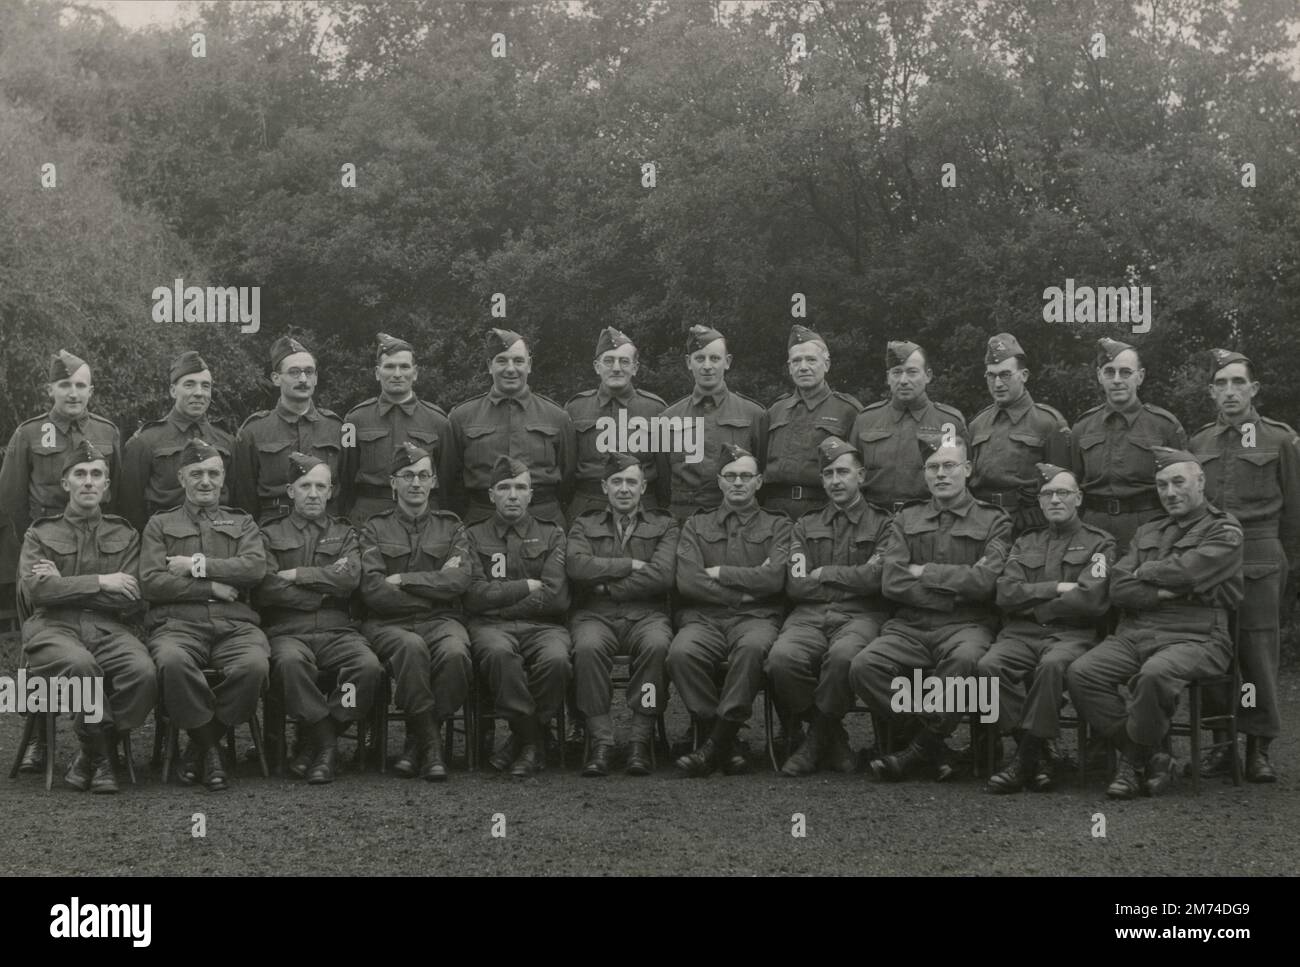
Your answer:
[1,630,1296,877]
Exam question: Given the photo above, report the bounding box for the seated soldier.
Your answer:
[566,453,678,776]
[19,441,156,793]
[140,439,269,792]
[255,453,382,784]
[669,444,793,777]
[1068,447,1244,799]
[980,463,1116,793]
[767,436,891,777]
[851,435,1012,781]
[464,455,572,778]
[359,443,473,781]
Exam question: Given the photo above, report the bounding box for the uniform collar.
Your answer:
[792,381,831,409]
[596,383,638,407]
[288,510,329,532]
[1104,396,1143,425]
[717,500,760,524]
[690,383,730,408]
[276,399,320,424]
[182,501,223,522]
[1212,407,1259,433]
[1047,514,1082,538]
[48,408,87,434]
[831,494,865,523]
[378,394,420,416]
[491,512,533,538]
[487,385,533,406]
[603,504,643,524]
[922,488,975,518]
[167,407,209,434]
[889,393,930,419]
[395,503,429,528]
[62,505,103,528]
[996,390,1034,423]
[1171,502,1211,529]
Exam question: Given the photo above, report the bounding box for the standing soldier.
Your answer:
[464,456,572,777]
[2,349,121,774]
[1070,337,1185,551]
[669,444,793,776]
[566,453,678,776]
[979,463,1116,793]
[255,453,382,785]
[564,327,668,521]
[359,443,474,782]
[851,341,967,513]
[342,332,454,524]
[448,329,575,528]
[233,335,344,524]
[851,436,1012,782]
[1190,348,1300,782]
[141,439,270,792]
[118,351,235,532]
[762,325,862,520]
[660,325,769,522]
[1068,448,1243,800]
[969,334,1070,536]
[18,441,156,793]
[766,437,891,777]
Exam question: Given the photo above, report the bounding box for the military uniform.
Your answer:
[850,490,1011,740]
[851,396,967,510]
[969,391,1070,535]
[763,383,862,519]
[660,386,768,521]
[342,395,453,522]
[565,385,669,519]
[257,511,381,730]
[448,387,575,527]
[141,502,269,732]
[1191,404,1300,742]
[232,400,345,524]
[767,496,891,723]
[1067,502,1243,750]
[19,509,156,739]
[979,516,1115,739]
[463,510,572,730]
[118,411,234,531]
[359,506,474,724]
[566,504,678,737]
[667,503,793,726]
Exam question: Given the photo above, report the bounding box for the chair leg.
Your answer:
[249,712,269,778]
[557,705,566,770]
[162,720,177,783]
[1077,719,1088,784]
[225,724,237,769]
[8,713,35,779]
[1189,685,1201,796]
[44,711,57,792]
[121,732,136,785]
[654,714,669,769]
[150,711,164,770]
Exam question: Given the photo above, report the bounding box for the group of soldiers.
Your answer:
[2,322,1294,800]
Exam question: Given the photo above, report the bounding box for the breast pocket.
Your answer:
[715,416,753,449]
[417,532,452,569]
[462,425,500,471]
[255,438,293,480]
[856,428,892,468]
[356,427,391,472]
[408,428,441,458]
[1060,545,1094,583]
[38,535,80,579]
[520,541,549,579]
[523,423,559,468]
[30,438,70,489]
[1234,449,1280,500]
[375,540,412,574]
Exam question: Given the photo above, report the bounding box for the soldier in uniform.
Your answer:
[980,463,1116,793]
[342,332,454,523]
[564,327,669,521]
[3,349,121,774]
[767,436,891,777]
[1069,337,1185,551]
[669,444,793,776]
[233,335,344,524]
[18,441,155,793]
[255,453,382,785]
[659,325,769,522]
[141,439,270,792]
[762,325,863,520]
[448,329,575,528]
[566,453,678,776]
[850,340,967,513]
[852,436,1012,782]
[968,333,1071,537]
[1068,447,1244,799]
[1190,348,1300,782]
[464,455,572,777]
[359,443,474,781]
[118,351,235,532]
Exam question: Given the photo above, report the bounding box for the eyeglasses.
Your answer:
[720,472,757,484]
[889,368,924,379]
[1038,489,1079,500]
[924,462,962,474]
[1100,367,1136,380]
[283,367,317,379]
[393,471,433,483]
[984,371,1017,384]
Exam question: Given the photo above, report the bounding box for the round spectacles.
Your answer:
[393,471,434,483]
[1038,489,1079,500]
[720,472,757,484]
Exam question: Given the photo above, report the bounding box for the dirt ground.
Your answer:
[1,631,1296,877]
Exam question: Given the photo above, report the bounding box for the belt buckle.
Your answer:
[1106,498,1121,515]
[789,486,803,500]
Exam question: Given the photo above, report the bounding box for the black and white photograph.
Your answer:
[0,0,1296,920]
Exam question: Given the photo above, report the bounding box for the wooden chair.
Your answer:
[375,668,475,772]
[153,668,269,782]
